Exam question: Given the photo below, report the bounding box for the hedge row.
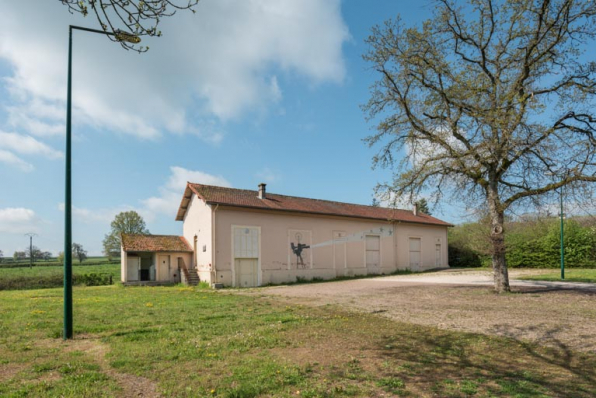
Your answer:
[0,273,114,291]
[0,261,119,269]
[449,217,596,268]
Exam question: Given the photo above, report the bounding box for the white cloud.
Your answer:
[57,203,130,224]
[0,0,349,142]
[0,149,33,172]
[142,166,231,219]
[0,207,39,233]
[6,98,64,137]
[57,166,231,224]
[256,167,281,183]
[166,166,231,191]
[0,131,63,159]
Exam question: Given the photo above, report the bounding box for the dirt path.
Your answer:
[245,269,596,353]
[63,337,162,398]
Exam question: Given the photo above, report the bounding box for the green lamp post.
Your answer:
[64,25,140,340]
[559,187,565,280]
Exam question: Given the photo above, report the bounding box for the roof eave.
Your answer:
[206,202,452,227]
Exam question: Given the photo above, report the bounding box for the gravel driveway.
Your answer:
[248,269,596,353]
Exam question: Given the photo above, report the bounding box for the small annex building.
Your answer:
[121,183,452,287]
[121,234,193,285]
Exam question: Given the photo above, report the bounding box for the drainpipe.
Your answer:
[211,204,219,285]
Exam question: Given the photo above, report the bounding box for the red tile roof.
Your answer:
[121,234,193,252]
[176,184,452,227]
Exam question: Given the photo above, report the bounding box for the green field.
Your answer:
[1,256,118,268]
[517,268,596,284]
[0,285,594,397]
[0,264,120,290]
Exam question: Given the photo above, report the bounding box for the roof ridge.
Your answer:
[189,182,413,214]
[122,233,181,237]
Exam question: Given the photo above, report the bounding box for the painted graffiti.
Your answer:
[288,230,311,269]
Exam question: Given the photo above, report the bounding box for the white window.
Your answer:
[233,227,259,258]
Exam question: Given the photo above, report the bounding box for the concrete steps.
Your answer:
[186,268,200,286]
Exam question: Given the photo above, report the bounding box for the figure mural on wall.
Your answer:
[289,230,311,269]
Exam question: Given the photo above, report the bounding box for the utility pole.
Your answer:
[24,233,37,269]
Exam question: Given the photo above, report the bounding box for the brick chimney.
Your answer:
[258,183,267,199]
[413,202,418,216]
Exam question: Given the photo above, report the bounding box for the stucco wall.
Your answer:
[211,206,449,287]
[393,222,449,271]
[182,194,213,283]
[159,252,193,283]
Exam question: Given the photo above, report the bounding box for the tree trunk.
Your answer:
[488,187,510,293]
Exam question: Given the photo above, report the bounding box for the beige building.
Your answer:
[121,234,194,285]
[122,183,452,287]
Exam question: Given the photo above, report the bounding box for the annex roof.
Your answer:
[121,234,193,253]
[176,183,452,227]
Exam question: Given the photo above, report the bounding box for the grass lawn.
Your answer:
[0,264,120,290]
[517,268,596,284]
[1,285,595,397]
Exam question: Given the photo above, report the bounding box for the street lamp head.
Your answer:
[114,30,141,44]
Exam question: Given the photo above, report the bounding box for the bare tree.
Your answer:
[25,245,43,262]
[72,243,88,264]
[60,0,199,51]
[364,0,596,292]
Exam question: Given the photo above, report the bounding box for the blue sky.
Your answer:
[0,0,468,256]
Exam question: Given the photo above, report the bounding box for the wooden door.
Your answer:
[158,255,170,282]
[235,258,258,288]
[333,231,346,276]
[127,257,139,282]
[409,238,421,270]
[365,235,381,273]
[233,227,260,287]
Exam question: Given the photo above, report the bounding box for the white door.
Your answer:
[435,244,442,267]
[233,227,260,287]
[158,255,170,282]
[127,257,139,282]
[365,235,381,273]
[235,258,258,287]
[409,238,421,270]
[333,231,347,276]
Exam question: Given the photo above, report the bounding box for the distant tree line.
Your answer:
[449,216,596,268]
[1,243,88,266]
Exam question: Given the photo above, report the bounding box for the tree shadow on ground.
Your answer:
[376,323,596,397]
[513,284,596,295]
